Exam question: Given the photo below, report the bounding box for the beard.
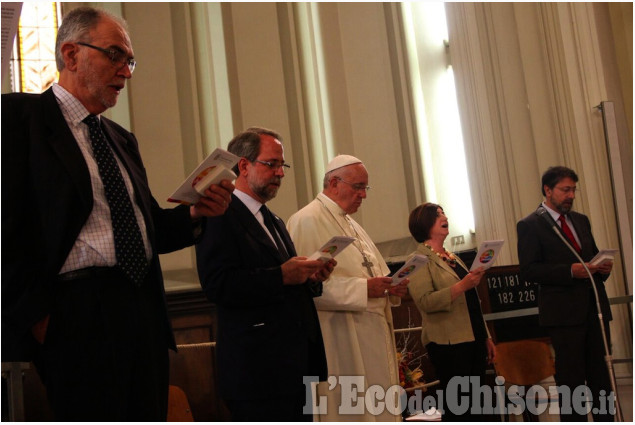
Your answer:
[78,60,119,110]
[249,176,281,203]
[552,199,573,214]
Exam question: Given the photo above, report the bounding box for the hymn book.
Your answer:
[589,249,618,266]
[470,240,505,271]
[307,236,356,262]
[390,254,429,286]
[168,148,239,205]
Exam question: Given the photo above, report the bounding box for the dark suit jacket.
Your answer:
[196,194,327,400]
[2,87,197,361]
[517,205,612,327]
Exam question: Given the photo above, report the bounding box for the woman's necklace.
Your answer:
[424,243,458,268]
[317,197,375,277]
[424,243,470,274]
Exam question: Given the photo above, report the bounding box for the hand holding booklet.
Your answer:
[391,254,428,286]
[307,236,356,262]
[470,240,505,271]
[589,249,618,266]
[168,148,239,205]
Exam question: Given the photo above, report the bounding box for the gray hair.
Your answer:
[55,7,128,71]
[323,170,337,189]
[227,127,282,174]
[322,167,355,189]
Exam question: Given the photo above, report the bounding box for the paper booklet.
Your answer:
[391,254,429,286]
[470,240,505,271]
[307,236,356,262]
[168,148,239,205]
[590,249,618,266]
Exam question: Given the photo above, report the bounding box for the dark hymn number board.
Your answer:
[476,265,548,342]
[484,265,539,313]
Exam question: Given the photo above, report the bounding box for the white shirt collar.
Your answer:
[52,83,93,125]
[542,201,565,222]
[317,192,347,217]
[234,189,263,216]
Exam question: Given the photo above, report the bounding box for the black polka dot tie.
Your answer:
[84,115,148,284]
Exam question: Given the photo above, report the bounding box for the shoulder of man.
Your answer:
[2,90,43,114]
[518,207,543,224]
[568,210,592,229]
[568,210,588,220]
[288,197,320,222]
[100,115,132,136]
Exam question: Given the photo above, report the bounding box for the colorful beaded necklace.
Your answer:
[424,243,457,267]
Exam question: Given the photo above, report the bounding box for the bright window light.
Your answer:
[403,2,476,248]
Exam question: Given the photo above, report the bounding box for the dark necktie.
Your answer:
[260,205,289,260]
[558,214,581,253]
[84,115,148,284]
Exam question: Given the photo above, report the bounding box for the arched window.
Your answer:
[10,2,60,93]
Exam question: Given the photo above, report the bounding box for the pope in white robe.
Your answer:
[287,155,408,421]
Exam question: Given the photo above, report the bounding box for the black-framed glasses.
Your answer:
[253,159,291,171]
[336,177,371,192]
[77,42,136,73]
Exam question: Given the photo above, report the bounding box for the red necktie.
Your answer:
[558,215,581,253]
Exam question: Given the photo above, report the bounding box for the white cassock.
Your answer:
[287,192,402,421]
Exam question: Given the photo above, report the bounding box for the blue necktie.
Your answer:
[84,115,148,284]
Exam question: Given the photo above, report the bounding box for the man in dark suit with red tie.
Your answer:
[196,128,336,421]
[517,166,614,421]
[2,6,234,421]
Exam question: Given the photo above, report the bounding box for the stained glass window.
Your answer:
[10,2,60,93]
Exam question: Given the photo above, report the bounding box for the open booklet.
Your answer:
[307,236,356,262]
[470,240,505,271]
[168,148,239,205]
[391,254,429,286]
[590,249,618,266]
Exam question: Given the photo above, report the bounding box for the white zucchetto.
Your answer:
[325,154,363,173]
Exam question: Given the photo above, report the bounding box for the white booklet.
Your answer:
[307,236,356,262]
[391,254,429,286]
[470,240,505,271]
[590,249,618,266]
[406,408,442,421]
[168,148,239,205]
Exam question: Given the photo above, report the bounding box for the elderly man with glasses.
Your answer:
[287,155,409,421]
[2,6,233,421]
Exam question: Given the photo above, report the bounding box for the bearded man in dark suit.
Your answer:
[196,127,335,421]
[2,6,233,421]
[517,166,614,421]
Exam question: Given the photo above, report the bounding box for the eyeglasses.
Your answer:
[77,42,136,73]
[554,186,577,194]
[253,159,291,171]
[336,177,371,192]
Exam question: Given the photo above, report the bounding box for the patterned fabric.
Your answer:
[559,214,581,253]
[53,83,151,273]
[83,115,148,283]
